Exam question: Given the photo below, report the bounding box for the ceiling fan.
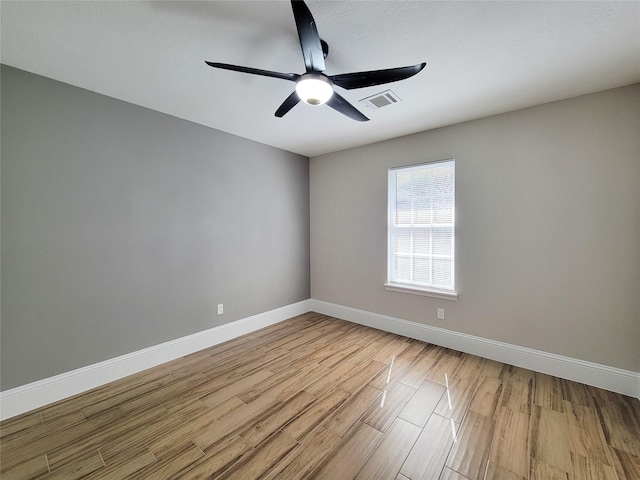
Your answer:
[205,0,426,121]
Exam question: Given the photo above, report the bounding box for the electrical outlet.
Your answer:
[437,308,445,320]
[217,304,224,315]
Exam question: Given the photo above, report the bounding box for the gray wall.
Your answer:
[311,84,640,372]
[1,65,310,390]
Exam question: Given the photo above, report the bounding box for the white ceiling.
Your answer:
[2,1,639,157]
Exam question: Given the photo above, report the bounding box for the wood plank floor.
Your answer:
[1,312,639,479]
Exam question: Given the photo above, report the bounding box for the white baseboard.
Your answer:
[0,300,311,421]
[310,300,640,400]
[3,298,637,421]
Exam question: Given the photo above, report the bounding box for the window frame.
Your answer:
[385,159,458,301]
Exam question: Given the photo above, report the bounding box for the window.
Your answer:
[386,159,457,300]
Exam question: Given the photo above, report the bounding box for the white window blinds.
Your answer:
[388,160,455,293]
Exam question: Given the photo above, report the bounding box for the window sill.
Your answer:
[384,283,459,301]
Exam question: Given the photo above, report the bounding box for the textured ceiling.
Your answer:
[2,1,639,157]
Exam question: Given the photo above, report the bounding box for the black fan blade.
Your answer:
[326,92,369,122]
[291,0,325,73]
[330,63,426,90]
[205,62,299,82]
[275,91,301,118]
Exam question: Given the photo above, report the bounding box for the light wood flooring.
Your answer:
[1,312,639,479]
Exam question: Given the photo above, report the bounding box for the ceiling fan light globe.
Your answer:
[296,76,334,106]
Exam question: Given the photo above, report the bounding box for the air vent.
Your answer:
[359,90,402,110]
